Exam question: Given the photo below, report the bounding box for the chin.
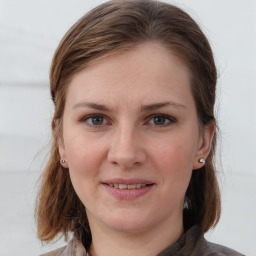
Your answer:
[100,211,154,234]
[107,221,149,234]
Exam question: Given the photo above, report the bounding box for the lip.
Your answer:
[101,178,155,200]
[102,178,154,185]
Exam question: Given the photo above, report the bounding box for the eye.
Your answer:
[148,114,176,127]
[81,114,108,127]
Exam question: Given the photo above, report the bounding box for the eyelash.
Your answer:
[147,114,176,127]
[80,114,176,128]
[80,114,110,128]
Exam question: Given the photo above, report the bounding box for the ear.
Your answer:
[193,123,215,170]
[58,134,69,169]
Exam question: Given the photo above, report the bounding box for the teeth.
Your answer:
[108,183,148,189]
[128,184,136,189]
[137,184,146,188]
[119,184,128,189]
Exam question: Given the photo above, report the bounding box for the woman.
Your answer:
[36,0,244,255]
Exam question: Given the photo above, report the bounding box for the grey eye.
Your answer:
[148,114,176,127]
[90,116,105,125]
[153,116,167,125]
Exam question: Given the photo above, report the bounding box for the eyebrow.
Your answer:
[140,102,185,112]
[72,101,185,112]
[73,102,111,111]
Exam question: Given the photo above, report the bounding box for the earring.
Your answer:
[61,160,66,164]
[198,157,205,164]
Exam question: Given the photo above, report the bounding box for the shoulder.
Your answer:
[181,225,244,256]
[40,236,88,256]
[205,241,245,256]
[158,225,244,256]
[194,235,245,256]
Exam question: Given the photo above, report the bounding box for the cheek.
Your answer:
[160,146,193,186]
[64,136,105,206]
[151,135,197,172]
[64,133,106,179]
[150,135,196,194]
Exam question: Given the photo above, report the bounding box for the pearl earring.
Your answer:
[198,157,205,164]
[61,160,66,164]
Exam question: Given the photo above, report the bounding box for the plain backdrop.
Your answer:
[0,0,255,255]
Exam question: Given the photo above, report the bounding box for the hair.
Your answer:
[36,0,221,247]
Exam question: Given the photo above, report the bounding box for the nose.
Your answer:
[107,125,147,169]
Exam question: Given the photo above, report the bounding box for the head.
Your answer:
[36,0,220,245]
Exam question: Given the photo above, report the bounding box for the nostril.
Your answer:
[110,159,141,169]
[107,141,147,168]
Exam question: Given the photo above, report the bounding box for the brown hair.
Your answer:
[36,0,221,245]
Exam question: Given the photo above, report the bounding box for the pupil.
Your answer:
[154,116,165,125]
[92,116,103,125]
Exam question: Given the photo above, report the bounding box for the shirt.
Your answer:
[41,225,244,256]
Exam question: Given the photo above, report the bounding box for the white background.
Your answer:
[0,0,255,255]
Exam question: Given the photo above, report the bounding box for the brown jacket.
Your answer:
[41,226,244,256]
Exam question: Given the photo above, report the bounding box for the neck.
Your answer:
[88,216,184,256]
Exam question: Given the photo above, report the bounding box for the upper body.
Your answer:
[41,226,244,256]
[36,1,243,255]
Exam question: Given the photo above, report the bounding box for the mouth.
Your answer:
[103,183,154,190]
[102,180,155,199]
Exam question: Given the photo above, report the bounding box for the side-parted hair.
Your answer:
[36,0,221,247]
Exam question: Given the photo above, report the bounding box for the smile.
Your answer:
[106,183,148,189]
[102,182,155,200]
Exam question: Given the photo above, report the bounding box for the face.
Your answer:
[59,42,213,235]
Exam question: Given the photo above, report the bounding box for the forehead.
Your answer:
[65,42,193,108]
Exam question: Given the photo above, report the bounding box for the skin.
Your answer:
[59,42,214,256]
